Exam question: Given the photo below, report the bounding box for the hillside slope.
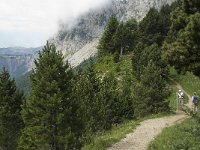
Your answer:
[52,0,175,66]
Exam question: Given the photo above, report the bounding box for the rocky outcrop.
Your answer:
[52,0,175,67]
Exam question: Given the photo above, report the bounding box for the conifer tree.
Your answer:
[164,1,200,77]
[132,44,170,117]
[18,42,82,150]
[132,42,145,80]
[97,16,119,55]
[0,68,24,150]
[113,22,124,55]
[113,19,138,55]
[139,8,162,46]
[133,61,170,117]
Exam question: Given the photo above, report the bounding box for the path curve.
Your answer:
[108,81,192,150]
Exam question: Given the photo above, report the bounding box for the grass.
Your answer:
[81,119,140,150]
[82,58,192,150]
[169,68,200,96]
[82,57,199,150]
[148,69,200,150]
[82,113,170,150]
[168,83,179,111]
[95,54,132,78]
[148,118,200,150]
[168,79,189,112]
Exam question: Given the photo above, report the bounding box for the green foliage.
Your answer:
[133,62,170,117]
[183,0,200,14]
[138,2,180,46]
[82,113,169,150]
[113,51,120,63]
[74,60,134,135]
[148,70,200,150]
[132,43,168,80]
[163,1,200,77]
[18,42,83,150]
[169,68,200,98]
[98,16,138,56]
[97,16,119,54]
[16,72,31,98]
[113,19,138,55]
[82,119,140,150]
[148,118,200,150]
[132,44,170,117]
[139,8,162,46]
[0,68,24,150]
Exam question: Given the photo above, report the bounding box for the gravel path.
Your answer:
[108,112,187,150]
[108,82,192,150]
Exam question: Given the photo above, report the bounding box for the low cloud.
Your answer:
[0,0,110,47]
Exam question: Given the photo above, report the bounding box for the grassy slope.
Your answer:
[82,54,134,150]
[82,113,170,150]
[95,54,132,78]
[169,68,200,96]
[81,55,178,150]
[148,118,200,150]
[148,69,200,150]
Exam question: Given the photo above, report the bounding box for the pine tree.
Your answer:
[122,19,138,51]
[163,1,200,77]
[97,16,119,55]
[113,19,138,55]
[183,0,200,14]
[139,8,162,46]
[133,61,170,118]
[132,42,146,80]
[18,42,82,150]
[113,22,124,55]
[0,68,24,150]
[132,44,170,117]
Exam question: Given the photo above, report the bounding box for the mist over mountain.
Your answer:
[52,0,175,67]
[1,0,175,77]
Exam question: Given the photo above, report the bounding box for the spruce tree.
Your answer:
[18,42,81,150]
[0,68,24,150]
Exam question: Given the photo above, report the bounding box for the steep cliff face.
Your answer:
[52,0,175,67]
[0,47,40,77]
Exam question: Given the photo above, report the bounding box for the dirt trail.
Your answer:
[107,81,192,150]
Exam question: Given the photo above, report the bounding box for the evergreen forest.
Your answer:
[0,0,200,149]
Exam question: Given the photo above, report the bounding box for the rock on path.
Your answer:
[108,112,187,150]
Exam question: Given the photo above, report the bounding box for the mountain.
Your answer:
[52,0,175,67]
[0,0,175,78]
[0,47,40,78]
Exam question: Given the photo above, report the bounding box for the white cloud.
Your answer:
[0,0,110,47]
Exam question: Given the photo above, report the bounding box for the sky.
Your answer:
[0,0,109,48]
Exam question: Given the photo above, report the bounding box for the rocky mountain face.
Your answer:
[0,47,40,78]
[52,0,175,67]
[1,0,175,78]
